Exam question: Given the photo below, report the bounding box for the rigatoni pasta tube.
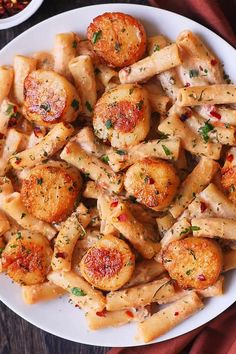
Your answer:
[10,123,74,169]
[0,99,19,135]
[0,66,14,104]
[144,81,171,114]
[170,157,219,218]
[158,114,221,159]
[107,138,181,172]
[223,250,236,272]
[191,218,236,240]
[60,141,123,194]
[53,32,77,80]
[51,213,86,271]
[196,105,236,126]
[177,85,236,107]
[86,309,136,330]
[119,44,182,84]
[156,213,175,237]
[69,55,97,116]
[95,63,118,87]
[13,55,37,105]
[0,129,23,176]
[199,183,236,219]
[75,127,108,158]
[110,202,160,259]
[75,203,91,228]
[83,181,101,199]
[47,270,106,311]
[122,259,165,289]
[160,218,191,248]
[22,282,66,304]
[97,194,119,236]
[106,277,175,311]
[2,192,56,240]
[137,292,204,343]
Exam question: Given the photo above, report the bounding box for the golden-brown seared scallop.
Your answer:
[21,161,82,223]
[87,12,146,68]
[162,237,223,290]
[1,230,52,285]
[80,234,135,291]
[23,70,81,126]
[124,158,180,211]
[93,84,150,148]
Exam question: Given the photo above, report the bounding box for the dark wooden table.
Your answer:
[0,2,147,353]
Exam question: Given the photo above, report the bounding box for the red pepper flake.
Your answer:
[211,59,218,66]
[0,133,4,139]
[198,274,206,281]
[210,110,221,120]
[110,201,118,208]
[174,312,179,316]
[65,146,71,154]
[185,82,190,87]
[118,213,127,222]
[148,177,155,185]
[199,65,203,71]
[96,310,106,317]
[227,154,234,162]
[126,310,134,318]
[55,252,66,259]
[200,202,207,213]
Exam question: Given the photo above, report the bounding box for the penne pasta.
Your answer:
[122,259,165,289]
[10,123,74,169]
[86,309,140,330]
[106,277,175,311]
[60,141,123,194]
[53,32,77,80]
[170,157,219,218]
[160,218,191,249]
[199,183,236,219]
[191,218,236,240]
[22,282,66,304]
[158,113,222,159]
[69,55,97,116]
[107,138,181,172]
[0,66,14,104]
[137,292,204,343]
[82,181,101,199]
[33,51,55,70]
[95,63,119,88]
[75,127,109,158]
[13,55,37,105]
[47,270,106,311]
[51,212,86,271]
[156,213,176,237]
[2,192,57,240]
[119,44,182,84]
[177,85,236,107]
[196,105,236,126]
[110,202,160,259]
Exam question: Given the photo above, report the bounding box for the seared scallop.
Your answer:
[162,237,223,290]
[21,161,82,223]
[124,158,180,211]
[1,230,52,285]
[93,84,150,148]
[23,70,81,126]
[80,234,135,291]
[87,12,146,68]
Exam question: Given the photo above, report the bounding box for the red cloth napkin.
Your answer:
[148,0,236,47]
[109,304,236,354]
[108,1,236,353]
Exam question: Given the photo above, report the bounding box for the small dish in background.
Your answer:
[0,0,44,30]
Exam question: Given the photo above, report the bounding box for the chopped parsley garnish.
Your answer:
[6,104,14,116]
[116,149,127,155]
[85,101,93,112]
[40,103,51,112]
[105,119,113,129]
[71,99,80,110]
[158,132,170,140]
[101,155,109,164]
[71,287,87,296]
[129,195,137,203]
[94,67,101,75]
[189,69,199,78]
[180,226,201,235]
[136,100,144,111]
[186,269,193,276]
[153,44,160,52]
[37,178,43,185]
[21,213,26,219]
[198,120,214,142]
[0,247,4,256]
[162,144,172,156]
[129,87,134,95]
[16,232,22,240]
[92,30,102,44]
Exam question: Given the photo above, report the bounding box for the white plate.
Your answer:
[0,3,235,348]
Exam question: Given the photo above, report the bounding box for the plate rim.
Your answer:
[0,3,235,347]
